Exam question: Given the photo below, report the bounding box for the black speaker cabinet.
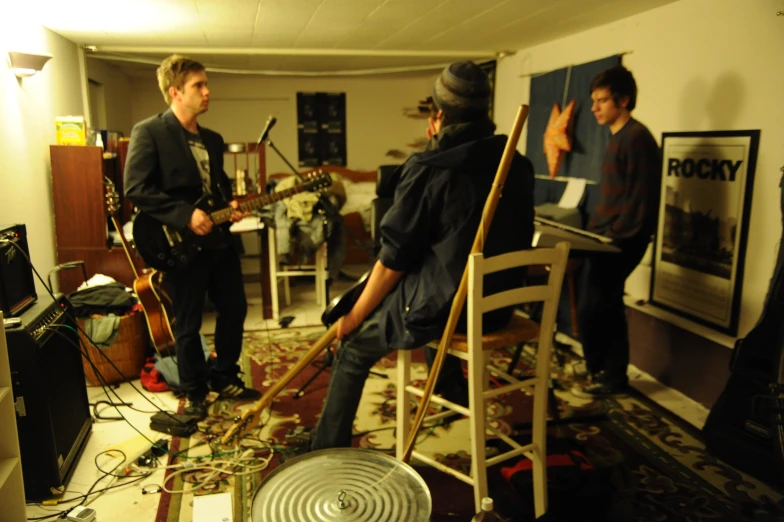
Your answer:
[6,296,92,501]
[0,224,37,317]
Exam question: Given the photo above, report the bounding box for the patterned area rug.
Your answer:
[156,326,784,522]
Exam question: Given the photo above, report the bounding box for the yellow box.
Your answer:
[55,116,86,145]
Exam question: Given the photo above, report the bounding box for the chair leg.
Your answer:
[316,244,327,307]
[267,230,280,320]
[468,349,488,513]
[396,350,412,460]
[283,275,291,306]
[508,342,524,375]
[531,362,550,517]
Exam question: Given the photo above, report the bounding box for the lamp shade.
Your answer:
[8,51,53,78]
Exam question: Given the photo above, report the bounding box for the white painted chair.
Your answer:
[396,242,570,517]
[267,227,328,319]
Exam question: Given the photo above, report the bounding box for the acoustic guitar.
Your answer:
[132,170,332,271]
[104,181,176,357]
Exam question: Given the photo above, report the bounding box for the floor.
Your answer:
[24,264,710,522]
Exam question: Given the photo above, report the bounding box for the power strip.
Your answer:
[103,432,156,477]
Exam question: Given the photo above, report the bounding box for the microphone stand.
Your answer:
[263,138,344,224]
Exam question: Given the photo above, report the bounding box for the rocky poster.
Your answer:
[650,130,759,335]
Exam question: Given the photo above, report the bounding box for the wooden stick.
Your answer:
[400,105,529,463]
[221,322,338,444]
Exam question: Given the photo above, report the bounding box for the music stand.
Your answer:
[510,219,622,430]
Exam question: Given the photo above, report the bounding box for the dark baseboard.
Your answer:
[627,307,732,409]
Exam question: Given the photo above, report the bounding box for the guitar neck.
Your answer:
[110,215,141,279]
[208,183,313,225]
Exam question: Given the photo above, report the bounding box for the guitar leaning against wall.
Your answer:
[104,180,176,357]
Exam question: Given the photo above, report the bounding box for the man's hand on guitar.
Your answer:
[336,312,361,341]
[188,208,213,236]
[229,200,251,223]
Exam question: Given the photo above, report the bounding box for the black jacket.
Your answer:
[377,123,535,349]
[123,108,232,229]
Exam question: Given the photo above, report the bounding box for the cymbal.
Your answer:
[252,448,431,521]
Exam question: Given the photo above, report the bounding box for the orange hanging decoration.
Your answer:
[543,99,575,178]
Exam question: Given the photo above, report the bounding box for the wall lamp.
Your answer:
[7,51,53,78]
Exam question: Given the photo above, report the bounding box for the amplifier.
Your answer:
[6,296,92,501]
[0,224,37,317]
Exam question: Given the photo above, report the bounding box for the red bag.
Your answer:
[140,357,170,392]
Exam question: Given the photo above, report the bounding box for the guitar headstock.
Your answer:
[304,169,333,193]
[103,178,121,216]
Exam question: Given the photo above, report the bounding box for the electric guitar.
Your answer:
[321,270,370,327]
[222,269,369,444]
[132,170,332,271]
[104,181,176,356]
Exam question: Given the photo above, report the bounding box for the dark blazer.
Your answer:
[124,108,232,229]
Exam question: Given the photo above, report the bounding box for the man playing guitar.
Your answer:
[310,61,536,450]
[124,54,260,419]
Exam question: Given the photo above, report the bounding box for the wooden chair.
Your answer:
[396,242,570,517]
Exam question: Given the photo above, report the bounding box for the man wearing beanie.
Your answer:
[310,61,535,450]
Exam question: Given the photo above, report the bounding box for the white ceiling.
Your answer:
[25,0,678,76]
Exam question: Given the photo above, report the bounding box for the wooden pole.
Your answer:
[400,105,529,462]
[221,322,338,444]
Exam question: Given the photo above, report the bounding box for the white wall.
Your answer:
[0,14,85,295]
[495,0,784,340]
[129,72,436,174]
[86,58,133,136]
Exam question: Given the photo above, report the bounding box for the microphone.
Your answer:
[256,116,277,145]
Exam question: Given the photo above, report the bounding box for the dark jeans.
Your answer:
[312,309,392,449]
[166,247,247,398]
[576,236,649,385]
[310,310,468,450]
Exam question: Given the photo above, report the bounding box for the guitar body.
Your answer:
[133,195,230,272]
[133,270,176,357]
[321,270,370,326]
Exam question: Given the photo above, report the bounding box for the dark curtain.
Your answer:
[526,54,621,205]
[526,67,569,180]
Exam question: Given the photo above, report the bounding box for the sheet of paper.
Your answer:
[557,177,586,209]
[532,230,541,247]
[229,215,264,233]
[193,492,233,522]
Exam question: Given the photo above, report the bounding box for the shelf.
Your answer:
[0,457,19,490]
[623,295,737,349]
[0,387,9,407]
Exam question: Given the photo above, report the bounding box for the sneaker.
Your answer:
[570,380,629,399]
[184,396,208,420]
[211,376,262,400]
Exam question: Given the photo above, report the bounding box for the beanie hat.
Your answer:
[432,61,491,118]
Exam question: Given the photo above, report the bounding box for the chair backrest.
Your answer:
[466,241,571,349]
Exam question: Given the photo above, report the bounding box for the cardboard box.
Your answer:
[55,116,86,145]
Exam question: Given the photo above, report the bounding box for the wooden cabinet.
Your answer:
[50,145,143,294]
[0,313,26,522]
